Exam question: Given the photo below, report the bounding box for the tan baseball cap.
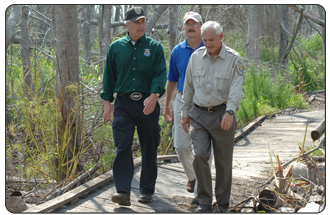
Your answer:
[183,11,203,24]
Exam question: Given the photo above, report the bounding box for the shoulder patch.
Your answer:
[236,63,244,76]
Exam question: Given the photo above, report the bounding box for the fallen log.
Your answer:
[258,189,283,211]
[311,118,325,141]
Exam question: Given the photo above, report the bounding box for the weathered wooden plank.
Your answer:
[24,171,115,213]
[234,115,267,139]
[58,198,158,213]
[25,155,179,213]
[58,183,190,213]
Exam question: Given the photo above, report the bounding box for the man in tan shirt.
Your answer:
[181,21,244,213]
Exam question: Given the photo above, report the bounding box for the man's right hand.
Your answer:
[163,106,172,122]
[181,117,190,134]
[104,100,114,122]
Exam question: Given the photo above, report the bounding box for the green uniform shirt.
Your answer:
[100,33,167,102]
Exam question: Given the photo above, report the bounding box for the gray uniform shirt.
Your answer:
[182,43,244,118]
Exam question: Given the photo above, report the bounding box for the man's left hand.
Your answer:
[221,112,234,130]
[143,93,159,115]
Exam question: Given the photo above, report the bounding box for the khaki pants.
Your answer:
[190,106,235,212]
[173,93,213,196]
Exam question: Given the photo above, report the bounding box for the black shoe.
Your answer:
[138,194,152,203]
[196,204,212,213]
[111,192,131,206]
[191,196,199,205]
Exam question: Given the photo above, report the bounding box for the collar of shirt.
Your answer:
[124,32,146,46]
[180,38,204,50]
[179,38,190,49]
[203,42,226,60]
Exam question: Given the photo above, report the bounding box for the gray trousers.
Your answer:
[190,106,235,212]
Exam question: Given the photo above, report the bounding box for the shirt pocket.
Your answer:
[214,71,230,93]
[193,67,206,88]
[139,58,155,78]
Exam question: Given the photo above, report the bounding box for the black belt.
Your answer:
[194,103,226,112]
[118,92,149,101]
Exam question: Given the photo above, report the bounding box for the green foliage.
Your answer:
[158,116,174,155]
[89,122,116,172]
[302,34,324,55]
[236,65,308,128]
[287,34,325,92]
[7,64,91,184]
[223,30,246,58]
[260,39,279,63]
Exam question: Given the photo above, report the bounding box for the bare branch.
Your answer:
[286,5,325,28]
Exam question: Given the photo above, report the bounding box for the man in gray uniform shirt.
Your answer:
[181,21,244,213]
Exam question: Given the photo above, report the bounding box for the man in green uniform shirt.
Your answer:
[100,7,166,206]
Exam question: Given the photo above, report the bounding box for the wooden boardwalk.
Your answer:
[26,109,325,213]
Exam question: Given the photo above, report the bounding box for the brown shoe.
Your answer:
[111,192,131,206]
[186,179,196,193]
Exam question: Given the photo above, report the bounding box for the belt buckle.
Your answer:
[130,92,143,101]
[207,107,213,113]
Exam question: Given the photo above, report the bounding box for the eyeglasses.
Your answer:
[184,23,200,27]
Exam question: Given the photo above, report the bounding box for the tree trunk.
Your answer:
[90,6,97,42]
[317,5,325,56]
[98,5,112,74]
[5,5,21,140]
[112,5,121,37]
[21,6,33,94]
[146,5,168,35]
[82,5,92,65]
[246,5,263,61]
[54,5,82,181]
[6,5,21,51]
[278,5,289,66]
[168,5,178,52]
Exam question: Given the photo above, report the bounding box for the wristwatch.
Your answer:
[155,93,160,97]
[226,110,234,115]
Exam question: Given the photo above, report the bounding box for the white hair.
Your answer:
[201,21,223,36]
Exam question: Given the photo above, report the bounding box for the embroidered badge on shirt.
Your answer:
[237,63,244,76]
[144,49,151,57]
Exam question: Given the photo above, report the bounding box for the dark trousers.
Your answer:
[112,95,160,195]
[190,106,236,212]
